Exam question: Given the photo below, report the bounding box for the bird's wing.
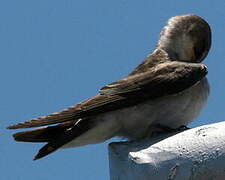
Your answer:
[99,61,207,96]
[128,48,170,75]
[7,61,207,129]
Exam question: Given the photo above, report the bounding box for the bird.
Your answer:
[7,14,211,160]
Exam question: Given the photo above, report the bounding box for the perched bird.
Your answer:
[8,14,211,160]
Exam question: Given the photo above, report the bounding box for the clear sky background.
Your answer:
[1,1,225,180]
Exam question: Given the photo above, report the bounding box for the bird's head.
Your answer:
[157,14,211,63]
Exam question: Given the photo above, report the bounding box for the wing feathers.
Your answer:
[7,61,207,130]
[99,62,207,96]
[7,95,124,129]
[13,121,76,142]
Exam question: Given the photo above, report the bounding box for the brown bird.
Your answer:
[8,14,211,160]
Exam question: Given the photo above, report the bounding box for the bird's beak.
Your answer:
[190,47,202,63]
[190,47,197,62]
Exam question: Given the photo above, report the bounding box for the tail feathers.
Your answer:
[13,121,76,142]
[33,118,92,160]
[33,143,58,160]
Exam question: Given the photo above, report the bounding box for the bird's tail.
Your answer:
[12,118,93,160]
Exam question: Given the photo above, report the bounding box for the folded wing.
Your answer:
[7,61,207,130]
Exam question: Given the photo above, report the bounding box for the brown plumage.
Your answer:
[7,14,211,160]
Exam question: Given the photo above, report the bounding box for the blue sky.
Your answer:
[1,1,225,180]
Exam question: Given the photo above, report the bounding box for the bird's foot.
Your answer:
[153,124,190,134]
[177,125,190,131]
